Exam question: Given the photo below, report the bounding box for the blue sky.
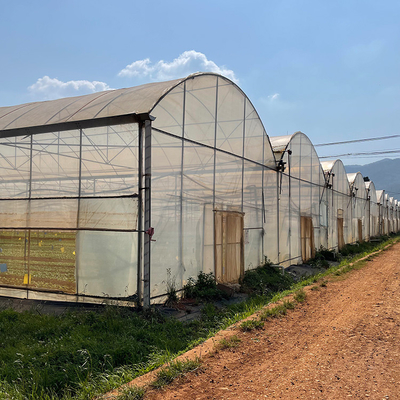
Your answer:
[1,0,400,165]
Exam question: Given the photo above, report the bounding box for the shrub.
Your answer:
[183,272,228,301]
[240,261,294,295]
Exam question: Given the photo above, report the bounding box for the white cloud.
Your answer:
[28,76,112,100]
[118,50,238,83]
[268,93,280,101]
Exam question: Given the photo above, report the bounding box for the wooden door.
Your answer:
[301,216,315,262]
[214,211,244,283]
[358,219,363,242]
[337,217,345,250]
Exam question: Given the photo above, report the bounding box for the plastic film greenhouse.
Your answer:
[0,72,399,306]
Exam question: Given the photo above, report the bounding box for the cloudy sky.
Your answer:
[1,0,400,165]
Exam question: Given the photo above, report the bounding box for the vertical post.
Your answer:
[75,128,83,295]
[137,121,144,306]
[276,169,280,263]
[179,82,186,288]
[212,78,219,277]
[143,119,152,308]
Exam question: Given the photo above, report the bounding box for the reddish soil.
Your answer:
[145,242,400,399]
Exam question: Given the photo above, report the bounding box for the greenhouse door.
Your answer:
[358,219,363,242]
[301,216,315,262]
[214,211,244,283]
[337,209,345,250]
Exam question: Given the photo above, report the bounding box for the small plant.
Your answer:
[217,335,241,350]
[240,260,294,295]
[164,268,178,307]
[293,289,307,303]
[311,285,320,291]
[116,385,145,400]
[259,300,294,321]
[183,272,228,301]
[240,319,264,331]
[152,359,201,389]
[320,281,327,287]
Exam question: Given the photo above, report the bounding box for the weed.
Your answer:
[240,319,264,331]
[164,268,178,307]
[240,261,294,295]
[115,385,145,400]
[152,359,200,389]
[217,335,241,350]
[320,281,327,287]
[259,300,294,321]
[311,286,320,291]
[293,289,307,303]
[183,272,228,301]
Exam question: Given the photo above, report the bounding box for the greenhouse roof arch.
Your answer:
[0,73,276,167]
[320,159,350,195]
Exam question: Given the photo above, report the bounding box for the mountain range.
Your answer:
[344,158,400,198]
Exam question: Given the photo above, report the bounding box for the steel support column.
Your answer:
[143,119,152,307]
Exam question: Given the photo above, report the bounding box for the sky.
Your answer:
[1,0,400,165]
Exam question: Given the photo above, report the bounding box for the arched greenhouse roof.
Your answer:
[320,159,350,195]
[0,73,276,166]
[365,180,377,204]
[0,78,185,133]
[376,190,385,204]
[347,172,367,199]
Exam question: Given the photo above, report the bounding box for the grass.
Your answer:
[0,233,397,399]
[115,385,145,400]
[293,289,307,303]
[240,319,264,331]
[151,359,201,389]
[216,335,241,350]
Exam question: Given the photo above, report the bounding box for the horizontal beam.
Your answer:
[0,113,154,139]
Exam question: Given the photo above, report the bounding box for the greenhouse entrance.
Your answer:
[214,211,244,284]
[300,216,315,262]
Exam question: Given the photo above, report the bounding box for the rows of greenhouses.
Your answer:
[0,72,398,305]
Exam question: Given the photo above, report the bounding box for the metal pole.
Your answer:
[75,128,83,295]
[143,119,152,308]
[179,82,186,288]
[137,121,144,306]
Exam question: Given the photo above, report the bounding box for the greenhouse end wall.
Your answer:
[0,123,140,299]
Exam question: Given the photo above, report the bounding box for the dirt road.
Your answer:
[146,243,400,399]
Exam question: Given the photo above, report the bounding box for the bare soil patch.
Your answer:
[145,243,400,399]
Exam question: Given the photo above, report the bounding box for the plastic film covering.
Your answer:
[347,173,368,242]
[0,79,185,131]
[384,193,390,235]
[271,132,326,266]
[365,181,379,238]
[376,190,385,235]
[321,160,352,250]
[151,74,275,297]
[0,124,139,298]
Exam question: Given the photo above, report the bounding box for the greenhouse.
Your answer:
[0,71,399,306]
[347,173,368,242]
[0,73,279,305]
[270,132,327,265]
[365,180,379,238]
[320,159,352,250]
[376,190,387,235]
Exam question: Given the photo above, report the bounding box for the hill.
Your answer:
[344,158,400,197]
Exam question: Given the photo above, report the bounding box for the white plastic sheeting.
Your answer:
[150,74,277,297]
[321,160,352,250]
[270,132,326,265]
